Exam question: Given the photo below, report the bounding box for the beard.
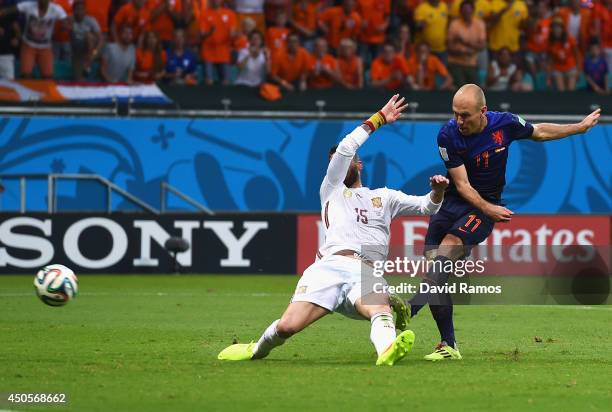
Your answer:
[344,166,359,187]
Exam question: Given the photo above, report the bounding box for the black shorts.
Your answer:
[424,195,495,258]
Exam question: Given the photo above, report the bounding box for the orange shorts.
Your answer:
[20,44,54,78]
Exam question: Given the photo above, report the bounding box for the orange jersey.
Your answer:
[318,7,361,50]
[266,26,289,52]
[337,54,361,88]
[146,0,183,42]
[370,54,409,90]
[272,47,311,83]
[308,53,338,88]
[86,0,112,33]
[557,7,592,52]
[53,0,72,43]
[357,0,390,45]
[406,54,449,90]
[292,1,318,33]
[114,3,151,40]
[233,33,249,50]
[593,3,612,49]
[135,48,167,81]
[199,7,237,63]
[548,36,578,72]
[526,17,551,53]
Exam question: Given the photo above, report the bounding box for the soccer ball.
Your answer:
[34,264,79,307]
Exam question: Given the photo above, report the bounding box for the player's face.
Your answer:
[344,156,362,187]
[453,102,485,135]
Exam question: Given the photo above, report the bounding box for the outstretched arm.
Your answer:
[531,108,601,142]
[391,175,449,217]
[320,94,408,199]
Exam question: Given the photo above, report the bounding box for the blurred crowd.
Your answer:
[0,0,610,94]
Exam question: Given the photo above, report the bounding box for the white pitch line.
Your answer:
[0,292,288,297]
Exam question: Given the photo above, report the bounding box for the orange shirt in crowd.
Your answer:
[370,54,409,90]
[266,26,289,53]
[147,0,183,42]
[135,48,167,81]
[272,47,310,83]
[53,0,72,43]
[308,53,338,88]
[199,7,237,63]
[357,0,390,45]
[184,0,205,46]
[557,6,591,52]
[114,2,151,40]
[526,17,551,53]
[233,34,249,50]
[446,17,486,66]
[593,2,612,49]
[337,55,361,88]
[292,1,318,33]
[548,36,578,72]
[318,6,361,50]
[86,0,112,34]
[406,54,449,90]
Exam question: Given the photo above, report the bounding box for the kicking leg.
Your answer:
[252,301,329,359]
[218,301,329,361]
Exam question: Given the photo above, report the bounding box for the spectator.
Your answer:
[370,42,409,90]
[0,0,69,79]
[52,0,72,61]
[356,0,390,65]
[181,0,203,48]
[525,0,551,81]
[487,47,531,90]
[113,0,150,44]
[70,0,102,81]
[86,0,112,38]
[450,0,491,20]
[547,17,580,91]
[394,24,414,60]
[557,0,592,53]
[0,0,20,80]
[318,0,361,52]
[266,10,289,54]
[337,37,363,89]
[414,0,449,61]
[235,0,266,34]
[264,0,291,27]
[406,42,454,90]
[307,37,339,89]
[101,24,135,83]
[488,0,529,58]
[290,0,318,49]
[134,30,166,82]
[147,0,182,46]
[199,0,238,85]
[593,0,611,70]
[584,40,610,94]
[233,16,256,52]
[165,28,197,85]
[235,30,269,87]
[447,0,487,87]
[270,32,309,91]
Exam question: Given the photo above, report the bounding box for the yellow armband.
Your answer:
[363,111,387,132]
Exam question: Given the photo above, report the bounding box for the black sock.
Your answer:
[430,299,456,348]
[408,256,451,317]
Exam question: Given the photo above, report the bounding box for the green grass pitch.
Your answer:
[1,275,611,411]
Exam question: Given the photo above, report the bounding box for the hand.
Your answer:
[578,108,601,133]
[484,204,514,222]
[380,94,409,124]
[429,175,449,193]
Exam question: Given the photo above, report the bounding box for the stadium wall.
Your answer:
[0,117,609,214]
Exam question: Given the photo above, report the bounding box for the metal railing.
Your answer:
[160,182,214,215]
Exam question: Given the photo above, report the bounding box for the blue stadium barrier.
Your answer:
[0,117,609,213]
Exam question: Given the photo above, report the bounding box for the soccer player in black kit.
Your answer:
[406,84,601,361]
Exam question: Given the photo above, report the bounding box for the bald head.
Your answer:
[452,84,488,135]
[453,84,486,111]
